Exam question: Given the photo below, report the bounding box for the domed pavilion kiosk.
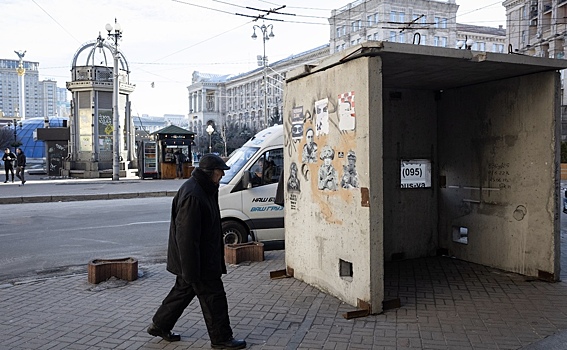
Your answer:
[63,34,136,178]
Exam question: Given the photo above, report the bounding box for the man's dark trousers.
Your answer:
[152,276,232,343]
[4,164,14,182]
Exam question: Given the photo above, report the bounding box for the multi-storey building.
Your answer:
[330,0,459,52]
[187,45,329,137]
[0,59,64,121]
[56,87,70,118]
[504,0,567,138]
[456,24,506,53]
[0,58,40,119]
[39,79,57,118]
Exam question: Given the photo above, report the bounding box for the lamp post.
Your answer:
[8,118,22,146]
[105,19,122,181]
[251,23,274,129]
[206,124,214,153]
[456,35,474,50]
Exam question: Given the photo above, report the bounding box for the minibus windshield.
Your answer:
[220,146,260,184]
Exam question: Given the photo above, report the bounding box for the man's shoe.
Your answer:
[3,181,7,183]
[147,323,181,342]
[211,337,246,349]
[22,180,26,184]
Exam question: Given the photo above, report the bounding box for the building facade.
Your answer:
[187,45,329,138]
[0,59,68,123]
[0,59,40,119]
[330,0,459,52]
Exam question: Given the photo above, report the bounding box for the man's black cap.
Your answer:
[199,154,230,170]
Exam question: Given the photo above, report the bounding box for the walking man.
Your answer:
[2,148,16,183]
[147,154,246,349]
[15,148,26,186]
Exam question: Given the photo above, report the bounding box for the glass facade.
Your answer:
[7,116,68,159]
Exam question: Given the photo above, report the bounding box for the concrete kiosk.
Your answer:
[282,42,567,314]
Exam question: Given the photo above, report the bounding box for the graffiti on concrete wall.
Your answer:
[291,106,304,140]
[318,145,339,191]
[287,162,301,193]
[341,150,359,189]
[315,98,329,136]
[338,91,356,131]
[302,127,318,163]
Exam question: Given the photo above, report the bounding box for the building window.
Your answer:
[522,30,526,43]
[441,37,447,47]
[367,14,374,26]
[441,18,447,28]
[336,45,341,52]
[374,13,379,24]
[374,33,380,40]
[421,15,427,24]
[336,28,341,38]
[390,11,397,22]
[420,35,426,45]
[390,31,397,41]
[434,36,439,46]
[434,17,440,28]
[367,35,372,41]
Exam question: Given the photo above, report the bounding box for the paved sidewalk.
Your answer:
[0,169,182,204]
[2,250,567,349]
[1,171,567,349]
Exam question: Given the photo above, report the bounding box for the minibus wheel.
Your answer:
[222,221,249,244]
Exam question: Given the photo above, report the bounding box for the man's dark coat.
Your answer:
[167,168,227,282]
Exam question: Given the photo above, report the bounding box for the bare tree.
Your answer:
[0,128,15,150]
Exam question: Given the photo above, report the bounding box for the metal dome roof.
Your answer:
[71,34,129,73]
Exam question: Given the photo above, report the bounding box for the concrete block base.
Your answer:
[88,257,138,284]
[225,242,264,264]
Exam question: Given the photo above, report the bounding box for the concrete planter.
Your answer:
[225,242,264,265]
[88,257,138,284]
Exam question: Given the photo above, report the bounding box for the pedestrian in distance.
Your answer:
[174,150,185,179]
[2,147,16,183]
[147,153,246,349]
[15,148,26,186]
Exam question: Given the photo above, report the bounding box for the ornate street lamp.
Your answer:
[251,23,274,128]
[105,19,122,181]
[206,124,214,153]
[7,118,22,147]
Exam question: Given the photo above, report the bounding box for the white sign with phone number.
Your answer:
[400,159,431,188]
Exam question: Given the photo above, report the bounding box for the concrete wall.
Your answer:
[283,43,563,311]
[382,88,439,260]
[283,57,384,313]
[437,72,561,279]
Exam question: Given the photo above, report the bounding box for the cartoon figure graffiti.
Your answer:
[318,145,338,191]
[302,128,317,163]
[341,150,359,189]
[287,162,300,192]
[291,106,304,140]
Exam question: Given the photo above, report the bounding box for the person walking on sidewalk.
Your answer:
[147,154,246,349]
[15,148,26,186]
[2,148,16,183]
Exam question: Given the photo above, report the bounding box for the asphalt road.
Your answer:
[0,197,172,282]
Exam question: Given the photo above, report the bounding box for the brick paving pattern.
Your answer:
[1,246,567,349]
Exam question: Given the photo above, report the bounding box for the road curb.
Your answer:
[0,191,176,205]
